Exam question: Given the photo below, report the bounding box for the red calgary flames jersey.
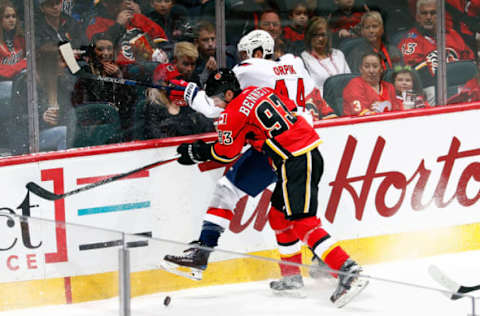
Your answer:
[211,87,321,163]
[398,27,474,76]
[343,77,403,116]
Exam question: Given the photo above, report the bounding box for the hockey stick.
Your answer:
[428,264,480,300]
[58,42,184,93]
[26,155,180,201]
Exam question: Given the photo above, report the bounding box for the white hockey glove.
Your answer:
[184,82,199,107]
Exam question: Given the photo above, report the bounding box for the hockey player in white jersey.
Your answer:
[234,30,336,120]
[163,30,366,307]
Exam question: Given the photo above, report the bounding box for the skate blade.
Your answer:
[333,278,369,308]
[158,260,203,281]
[271,288,307,298]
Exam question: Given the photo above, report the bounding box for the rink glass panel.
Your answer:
[0,214,120,314]
[128,234,480,316]
[0,0,476,157]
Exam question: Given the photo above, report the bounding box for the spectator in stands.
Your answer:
[0,0,25,79]
[407,0,480,52]
[447,57,480,104]
[392,65,428,108]
[193,20,236,85]
[346,11,403,73]
[86,0,168,65]
[259,9,283,41]
[343,52,402,115]
[143,85,215,138]
[227,0,284,43]
[283,1,309,43]
[8,42,71,154]
[398,0,474,105]
[147,0,189,41]
[35,0,87,49]
[301,16,351,96]
[329,0,367,47]
[153,41,201,85]
[71,32,136,140]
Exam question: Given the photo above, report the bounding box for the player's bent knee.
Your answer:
[291,216,322,240]
[268,206,290,230]
[209,176,246,210]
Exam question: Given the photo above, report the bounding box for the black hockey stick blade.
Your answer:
[58,42,184,93]
[428,264,480,300]
[26,155,180,201]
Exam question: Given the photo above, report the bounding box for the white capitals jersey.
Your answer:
[232,54,316,107]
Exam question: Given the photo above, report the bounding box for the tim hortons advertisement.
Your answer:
[1,105,480,282]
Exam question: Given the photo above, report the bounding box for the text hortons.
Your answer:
[326,136,480,222]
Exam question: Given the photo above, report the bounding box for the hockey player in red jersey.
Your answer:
[164,30,335,297]
[164,69,369,308]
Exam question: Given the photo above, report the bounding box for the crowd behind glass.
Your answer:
[0,0,478,156]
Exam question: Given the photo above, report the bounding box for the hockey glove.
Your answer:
[184,82,199,107]
[168,80,199,107]
[177,140,212,165]
[167,79,188,106]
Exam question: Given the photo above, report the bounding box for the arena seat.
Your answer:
[66,102,123,148]
[0,80,13,155]
[322,73,359,116]
[445,60,479,99]
[338,38,365,59]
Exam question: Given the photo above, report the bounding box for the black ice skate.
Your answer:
[161,241,211,281]
[270,274,306,298]
[330,259,369,308]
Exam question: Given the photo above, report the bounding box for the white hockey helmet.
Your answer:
[237,30,274,59]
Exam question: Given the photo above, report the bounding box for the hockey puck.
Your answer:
[163,296,171,306]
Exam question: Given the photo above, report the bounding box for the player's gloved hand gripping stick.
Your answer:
[26,155,180,201]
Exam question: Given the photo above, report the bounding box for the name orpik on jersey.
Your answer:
[272,64,297,76]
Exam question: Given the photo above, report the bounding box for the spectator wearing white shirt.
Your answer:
[301,16,351,96]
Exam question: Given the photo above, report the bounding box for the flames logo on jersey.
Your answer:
[214,73,222,80]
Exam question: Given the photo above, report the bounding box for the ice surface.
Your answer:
[2,250,480,316]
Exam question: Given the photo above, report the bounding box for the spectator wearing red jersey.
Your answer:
[346,11,403,73]
[329,0,367,47]
[408,0,480,52]
[0,0,25,79]
[283,2,309,43]
[398,0,474,104]
[343,52,403,116]
[86,0,168,65]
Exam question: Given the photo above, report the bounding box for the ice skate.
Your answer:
[270,274,306,298]
[330,259,369,308]
[161,241,211,281]
[309,255,334,280]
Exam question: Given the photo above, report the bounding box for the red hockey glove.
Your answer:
[168,80,199,107]
[168,79,188,106]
